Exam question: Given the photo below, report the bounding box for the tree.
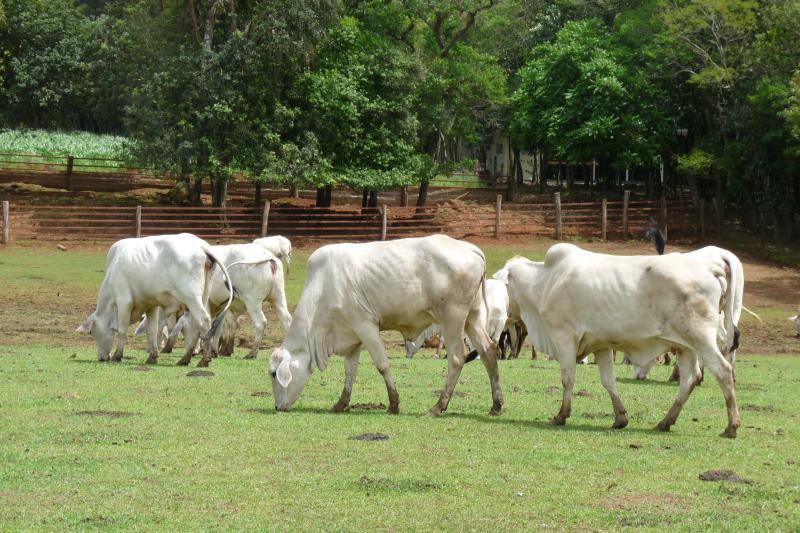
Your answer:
[125,0,338,206]
[511,19,670,188]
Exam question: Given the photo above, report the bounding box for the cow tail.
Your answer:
[202,249,234,342]
[719,251,741,356]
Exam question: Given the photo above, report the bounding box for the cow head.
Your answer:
[269,347,311,411]
[789,309,800,336]
[76,310,116,361]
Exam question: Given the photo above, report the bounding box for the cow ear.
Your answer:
[493,268,510,285]
[276,355,293,387]
[76,315,94,334]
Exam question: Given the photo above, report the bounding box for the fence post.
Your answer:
[2,201,9,244]
[622,190,630,240]
[135,205,142,238]
[495,195,502,239]
[699,199,705,239]
[400,186,408,207]
[65,156,74,190]
[601,198,607,242]
[261,200,271,237]
[660,196,668,242]
[554,192,562,240]
[380,205,388,241]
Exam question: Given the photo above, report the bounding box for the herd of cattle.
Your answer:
[78,232,760,439]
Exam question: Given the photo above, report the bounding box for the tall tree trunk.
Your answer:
[368,190,378,208]
[362,189,369,208]
[416,179,430,212]
[316,185,332,207]
[539,150,547,193]
[192,177,203,206]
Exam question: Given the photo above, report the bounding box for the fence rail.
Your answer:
[0,195,699,244]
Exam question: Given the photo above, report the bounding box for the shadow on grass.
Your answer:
[444,411,661,435]
[618,377,677,387]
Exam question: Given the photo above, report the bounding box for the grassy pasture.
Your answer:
[1,240,800,531]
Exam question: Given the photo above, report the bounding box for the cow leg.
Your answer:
[110,301,133,362]
[332,345,362,412]
[465,319,503,416]
[428,323,470,416]
[244,307,267,360]
[356,327,399,414]
[551,355,577,425]
[144,307,161,364]
[595,348,627,429]
[177,317,200,366]
[656,350,702,432]
[268,286,292,333]
[701,349,740,438]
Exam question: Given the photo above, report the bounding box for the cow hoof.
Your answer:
[488,405,502,417]
[331,402,348,413]
[655,420,672,432]
[719,426,738,439]
[110,355,123,362]
[387,404,399,415]
[426,406,443,417]
[161,347,173,354]
[550,415,566,426]
[145,354,158,365]
[612,417,629,430]
[176,358,191,366]
[196,359,210,368]
[243,354,257,360]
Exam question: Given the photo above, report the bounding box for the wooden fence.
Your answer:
[0,196,698,244]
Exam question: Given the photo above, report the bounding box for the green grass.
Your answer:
[1,241,799,531]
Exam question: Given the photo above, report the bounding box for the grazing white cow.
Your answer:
[788,307,800,336]
[497,243,741,438]
[268,235,503,416]
[253,236,292,274]
[76,233,233,367]
[147,244,292,360]
[204,243,291,358]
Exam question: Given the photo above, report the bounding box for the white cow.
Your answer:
[204,243,291,358]
[147,244,292,360]
[268,235,503,416]
[76,233,233,367]
[788,307,800,336]
[497,243,741,438]
[631,245,750,380]
[253,236,292,274]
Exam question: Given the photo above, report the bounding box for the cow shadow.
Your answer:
[617,377,677,387]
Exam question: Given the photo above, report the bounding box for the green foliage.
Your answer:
[511,19,669,169]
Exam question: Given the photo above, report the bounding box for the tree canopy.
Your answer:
[0,0,798,223]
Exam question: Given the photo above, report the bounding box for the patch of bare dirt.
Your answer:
[740,403,777,413]
[251,391,271,397]
[132,366,151,372]
[74,410,135,417]
[604,493,689,512]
